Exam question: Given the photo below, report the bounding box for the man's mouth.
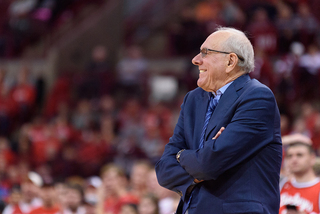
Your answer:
[200,70,206,73]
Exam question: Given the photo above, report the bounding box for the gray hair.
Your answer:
[216,27,255,73]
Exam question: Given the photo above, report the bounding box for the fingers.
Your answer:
[194,178,204,183]
[213,127,225,139]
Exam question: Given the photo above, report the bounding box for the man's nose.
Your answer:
[192,54,202,66]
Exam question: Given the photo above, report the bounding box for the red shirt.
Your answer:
[104,194,139,214]
[28,206,60,214]
[11,84,36,106]
[280,178,320,214]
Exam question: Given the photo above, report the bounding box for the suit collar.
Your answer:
[232,73,251,92]
[204,74,251,139]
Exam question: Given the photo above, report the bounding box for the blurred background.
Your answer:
[1,0,320,213]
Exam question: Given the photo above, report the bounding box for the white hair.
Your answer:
[215,27,255,73]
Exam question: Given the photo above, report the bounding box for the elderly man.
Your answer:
[155,27,282,214]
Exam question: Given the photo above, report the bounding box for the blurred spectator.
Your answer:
[28,182,60,214]
[311,115,320,155]
[83,176,101,206]
[10,66,36,124]
[34,73,45,112]
[0,137,16,165]
[83,201,96,214]
[44,73,72,119]
[280,140,320,214]
[250,48,275,91]
[2,184,23,214]
[0,87,18,136]
[0,68,10,93]
[140,107,167,163]
[129,160,151,198]
[116,45,148,100]
[16,134,32,165]
[275,1,296,54]
[291,117,311,137]
[194,0,220,24]
[280,114,291,136]
[78,45,113,99]
[298,44,320,100]
[71,99,94,130]
[29,122,61,167]
[52,112,75,144]
[247,8,278,55]
[19,172,43,213]
[54,181,68,212]
[98,114,117,163]
[168,6,206,56]
[9,0,37,20]
[76,129,105,177]
[147,169,179,214]
[115,98,146,170]
[97,95,117,117]
[274,42,304,113]
[86,45,111,73]
[119,203,138,214]
[97,164,139,214]
[62,183,85,214]
[218,0,246,29]
[138,194,159,214]
[0,154,10,202]
[294,3,319,47]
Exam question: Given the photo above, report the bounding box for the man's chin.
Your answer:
[197,82,208,91]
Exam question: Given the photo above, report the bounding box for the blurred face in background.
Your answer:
[55,182,68,209]
[120,204,138,214]
[138,196,158,214]
[9,188,22,205]
[21,181,39,202]
[84,203,96,214]
[41,186,56,207]
[131,163,150,189]
[286,145,315,176]
[65,187,82,211]
[102,167,127,196]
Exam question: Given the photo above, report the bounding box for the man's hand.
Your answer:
[194,178,203,183]
[213,127,225,139]
[194,127,225,184]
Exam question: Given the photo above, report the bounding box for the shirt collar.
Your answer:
[208,81,234,98]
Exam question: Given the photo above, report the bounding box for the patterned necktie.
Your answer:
[182,93,219,214]
[198,94,219,149]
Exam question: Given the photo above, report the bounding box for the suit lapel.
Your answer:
[194,90,211,149]
[205,74,251,140]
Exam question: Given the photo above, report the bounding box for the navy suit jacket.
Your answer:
[155,74,282,214]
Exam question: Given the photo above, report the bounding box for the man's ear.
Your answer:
[226,53,238,73]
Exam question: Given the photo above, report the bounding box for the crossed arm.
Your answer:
[155,87,277,199]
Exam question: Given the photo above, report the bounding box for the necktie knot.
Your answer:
[208,95,218,112]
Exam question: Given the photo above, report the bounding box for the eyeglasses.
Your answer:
[200,48,244,61]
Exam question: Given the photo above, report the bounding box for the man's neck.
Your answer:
[220,70,246,90]
[294,170,317,183]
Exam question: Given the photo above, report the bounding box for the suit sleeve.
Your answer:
[155,92,195,201]
[179,86,279,180]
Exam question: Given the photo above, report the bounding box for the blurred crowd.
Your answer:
[0,48,182,213]
[0,0,105,58]
[1,0,320,213]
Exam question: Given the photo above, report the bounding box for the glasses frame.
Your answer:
[200,48,244,61]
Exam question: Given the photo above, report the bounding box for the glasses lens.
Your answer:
[200,48,207,58]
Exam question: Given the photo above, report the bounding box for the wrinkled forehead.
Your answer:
[201,31,231,49]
